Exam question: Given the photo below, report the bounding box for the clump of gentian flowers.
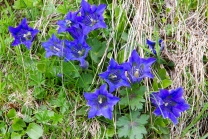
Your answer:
[85,47,189,121]
[42,0,107,69]
[8,0,190,128]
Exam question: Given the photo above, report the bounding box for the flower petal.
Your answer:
[23,40,32,49]
[88,106,98,118]
[11,39,21,46]
[172,107,181,117]
[153,107,162,116]
[100,106,112,119]
[109,58,118,68]
[146,39,155,48]
[84,92,98,101]
[8,26,20,35]
[159,89,169,99]
[168,112,178,125]
[107,96,120,106]
[175,103,190,111]
[170,87,184,99]
[20,18,28,28]
[96,4,106,14]
[81,0,91,13]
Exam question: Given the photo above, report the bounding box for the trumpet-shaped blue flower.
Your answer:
[57,11,81,34]
[84,84,120,119]
[8,18,39,49]
[99,59,130,93]
[150,88,190,125]
[67,24,89,39]
[146,39,164,55]
[122,50,156,83]
[42,34,65,58]
[80,0,107,33]
[64,37,91,68]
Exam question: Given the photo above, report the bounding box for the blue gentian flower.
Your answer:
[99,59,130,93]
[146,39,164,55]
[84,84,120,119]
[42,34,65,58]
[150,88,190,125]
[57,73,63,78]
[122,50,156,83]
[8,18,39,49]
[64,36,91,68]
[67,24,90,39]
[57,11,81,34]
[80,0,107,33]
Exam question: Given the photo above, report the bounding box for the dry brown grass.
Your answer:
[121,0,208,138]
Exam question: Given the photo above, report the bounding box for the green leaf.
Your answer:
[114,6,127,33]
[161,134,170,139]
[154,117,166,127]
[7,108,16,119]
[11,132,21,139]
[121,32,128,41]
[158,68,168,80]
[37,63,46,73]
[29,72,44,86]
[106,126,115,137]
[120,85,146,110]
[153,116,170,135]
[33,87,47,99]
[153,78,158,91]
[13,0,33,9]
[12,118,26,131]
[118,49,126,63]
[49,94,69,114]
[45,2,56,16]
[57,5,68,14]
[0,122,7,134]
[26,123,43,139]
[161,79,172,88]
[116,116,130,138]
[76,106,88,116]
[51,113,63,125]
[35,110,54,124]
[77,73,93,89]
[23,115,34,123]
[159,126,170,134]
[62,62,80,78]
[57,1,77,14]
[13,0,42,9]
[117,111,149,139]
[88,38,106,63]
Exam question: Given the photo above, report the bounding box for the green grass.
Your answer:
[0,0,208,138]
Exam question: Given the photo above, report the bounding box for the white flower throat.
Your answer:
[66,20,71,27]
[51,46,60,52]
[134,64,144,78]
[90,18,97,26]
[165,102,169,106]
[109,74,117,80]
[78,49,85,56]
[23,32,32,40]
[98,95,107,104]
